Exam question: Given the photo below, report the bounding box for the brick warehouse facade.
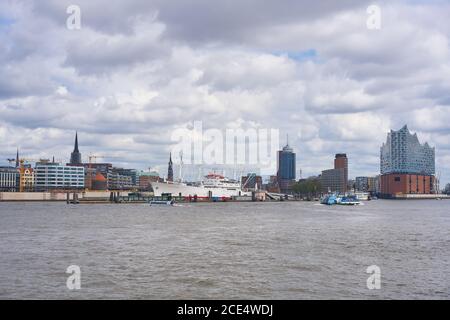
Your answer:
[380,173,434,197]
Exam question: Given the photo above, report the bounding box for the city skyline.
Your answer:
[2,124,440,183]
[1,1,450,185]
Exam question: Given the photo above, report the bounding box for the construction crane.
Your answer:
[87,154,120,164]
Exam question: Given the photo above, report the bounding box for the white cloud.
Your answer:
[1,0,450,184]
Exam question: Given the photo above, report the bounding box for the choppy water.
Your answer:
[0,200,449,299]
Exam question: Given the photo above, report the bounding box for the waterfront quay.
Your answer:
[1,191,449,203]
[0,190,274,203]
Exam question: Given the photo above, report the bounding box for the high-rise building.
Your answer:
[334,153,348,192]
[380,125,435,197]
[70,132,82,165]
[320,153,349,194]
[321,168,346,193]
[167,153,174,182]
[277,139,296,193]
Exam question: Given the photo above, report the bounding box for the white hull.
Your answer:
[151,181,249,198]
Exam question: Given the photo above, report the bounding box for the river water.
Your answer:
[0,200,449,299]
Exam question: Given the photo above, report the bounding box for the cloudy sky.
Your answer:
[1,0,450,184]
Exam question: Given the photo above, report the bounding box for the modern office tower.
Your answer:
[321,168,346,193]
[0,167,19,192]
[277,140,296,194]
[334,153,348,192]
[167,153,174,182]
[380,125,435,197]
[320,153,349,194]
[34,161,85,191]
[70,132,82,165]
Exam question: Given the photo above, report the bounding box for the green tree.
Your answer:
[293,179,322,198]
[444,183,450,195]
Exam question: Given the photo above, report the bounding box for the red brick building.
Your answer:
[380,174,434,197]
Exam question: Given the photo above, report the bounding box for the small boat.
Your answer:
[150,200,174,206]
[337,196,361,205]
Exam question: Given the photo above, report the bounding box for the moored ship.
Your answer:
[151,173,251,199]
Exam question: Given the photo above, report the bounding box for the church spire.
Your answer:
[15,148,19,168]
[167,152,174,182]
[70,131,82,165]
[74,131,79,153]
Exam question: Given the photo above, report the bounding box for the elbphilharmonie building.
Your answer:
[380,125,435,197]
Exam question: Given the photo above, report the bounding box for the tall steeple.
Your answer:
[70,131,82,165]
[74,131,79,153]
[15,148,20,168]
[167,152,174,182]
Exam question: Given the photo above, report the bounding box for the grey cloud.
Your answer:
[1,0,450,184]
[156,0,371,44]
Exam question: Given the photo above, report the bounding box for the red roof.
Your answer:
[94,172,107,182]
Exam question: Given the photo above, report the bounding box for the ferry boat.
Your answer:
[151,173,251,200]
[337,195,361,205]
[320,194,338,205]
[320,194,361,205]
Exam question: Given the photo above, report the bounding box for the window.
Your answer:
[395,177,401,182]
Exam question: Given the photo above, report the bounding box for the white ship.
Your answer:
[151,173,251,199]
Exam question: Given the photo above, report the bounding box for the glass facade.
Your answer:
[380,125,435,175]
[0,167,19,192]
[278,145,296,180]
[35,164,85,190]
